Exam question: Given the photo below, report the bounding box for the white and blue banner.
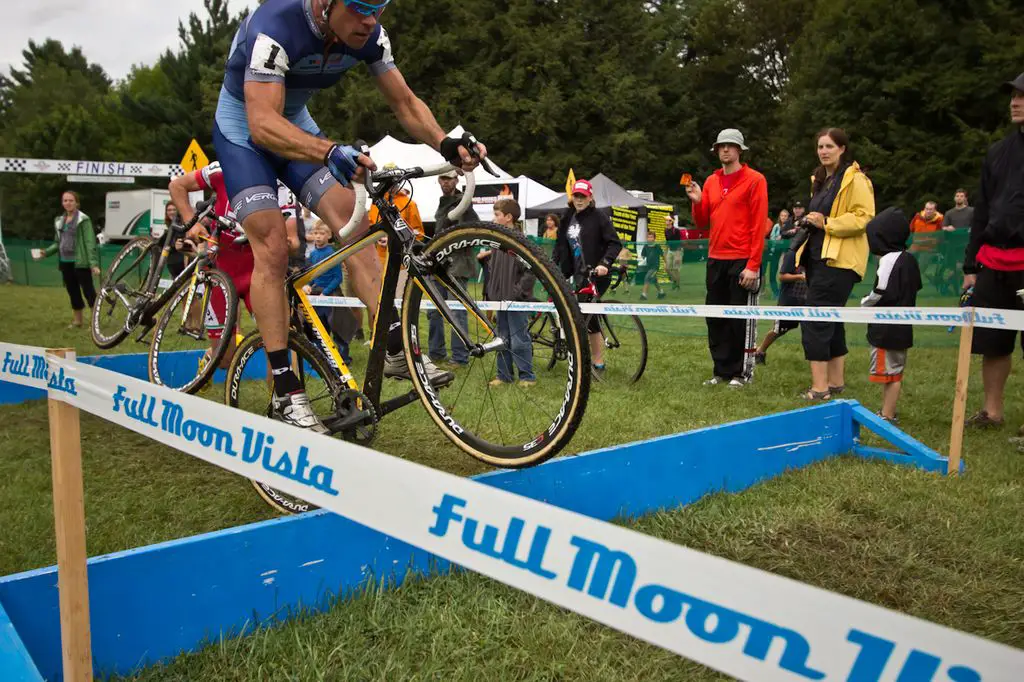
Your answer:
[5,342,1020,680]
[306,296,1024,333]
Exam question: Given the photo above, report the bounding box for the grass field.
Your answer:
[1,283,1022,681]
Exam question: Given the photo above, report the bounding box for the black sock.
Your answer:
[267,348,302,397]
[386,307,404,355]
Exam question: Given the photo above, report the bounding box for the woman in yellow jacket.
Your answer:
[794,128,875,400]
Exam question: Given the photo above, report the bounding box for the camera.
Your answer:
[787,218,812,252]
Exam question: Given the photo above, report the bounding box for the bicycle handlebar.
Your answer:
[338,134,494,242]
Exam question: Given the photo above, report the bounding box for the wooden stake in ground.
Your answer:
[47,348,93,681]
[948,309,975,476]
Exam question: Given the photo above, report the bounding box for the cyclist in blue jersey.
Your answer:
[214,0,488,431]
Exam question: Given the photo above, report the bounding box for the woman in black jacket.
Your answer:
[551,179,622,378]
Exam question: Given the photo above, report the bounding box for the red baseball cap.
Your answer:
[572,179,593,197]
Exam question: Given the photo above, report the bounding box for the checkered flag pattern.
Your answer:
[1,157,188,177]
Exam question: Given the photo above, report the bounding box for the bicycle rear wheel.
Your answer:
[149,268,239,394]
[92,237,157,349]
[401,222,590,468]
[224,330,347,515]
[527,312,563,371]
[589,299,647,384]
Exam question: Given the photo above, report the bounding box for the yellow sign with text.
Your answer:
[179,139,209,173]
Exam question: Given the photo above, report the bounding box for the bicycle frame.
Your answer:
[287,180,500,418]
[111,202,229,339]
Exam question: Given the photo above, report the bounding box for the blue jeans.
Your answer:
[428,276,470,364]
[496,310,535,382]
[314,306,351,365]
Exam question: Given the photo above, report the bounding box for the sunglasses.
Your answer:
[343,0,390,17]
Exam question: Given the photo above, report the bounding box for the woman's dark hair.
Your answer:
[544,213,559,228]
[164,201,177,224]
[811,127,850,196]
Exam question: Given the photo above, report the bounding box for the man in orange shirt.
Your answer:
[686,128,769,387]
[909,200,943,253]
[910,201,944,233]
[370,163,424,279]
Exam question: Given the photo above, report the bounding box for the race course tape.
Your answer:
[2,340,1022,681]
[308,295,1024,332]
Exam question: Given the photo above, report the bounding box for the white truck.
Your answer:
[102,189,171,243]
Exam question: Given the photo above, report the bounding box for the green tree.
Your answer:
[119,0,245,161]
[0,42,122,238]
[777,0,1024,212]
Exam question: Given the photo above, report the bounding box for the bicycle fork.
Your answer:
[410,258,505,357]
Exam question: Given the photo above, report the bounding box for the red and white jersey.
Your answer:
[193,162,233,219]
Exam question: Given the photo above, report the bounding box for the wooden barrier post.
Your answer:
[46,348,93,681]
[948,310,974,476]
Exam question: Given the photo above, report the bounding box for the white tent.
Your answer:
[367,126,559,234]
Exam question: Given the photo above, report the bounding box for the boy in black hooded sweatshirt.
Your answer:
[860,207,923,423]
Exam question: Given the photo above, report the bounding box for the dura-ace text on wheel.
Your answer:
[401,223,590,468]
[224,330,357,515]
[149,268,238,393]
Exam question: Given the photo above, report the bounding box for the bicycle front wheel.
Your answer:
[402,222,591,468]
[149,268,239,393]
[589,299,648,384]
[92,237,157,349]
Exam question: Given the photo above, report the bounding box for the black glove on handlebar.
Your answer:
[439,136,466,166]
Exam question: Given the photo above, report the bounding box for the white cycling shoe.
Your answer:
[271,391,329,434]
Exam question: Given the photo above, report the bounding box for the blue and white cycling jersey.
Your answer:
[213,0,397,219]
[221,0,395,120]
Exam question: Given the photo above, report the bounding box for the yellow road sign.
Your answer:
[179,139,209,173]
[565,168,576,198]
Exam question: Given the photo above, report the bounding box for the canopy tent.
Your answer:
[367,126,511,224]
[469,175,562,229]
[525,173,656,218]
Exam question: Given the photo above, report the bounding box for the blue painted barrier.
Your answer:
[0,351,267,406]
[0,400,953,680]
[0,599,43,681]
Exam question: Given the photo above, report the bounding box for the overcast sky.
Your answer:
[1,0,261,81]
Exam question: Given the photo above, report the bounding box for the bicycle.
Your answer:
[92,200,243,394]
[530,267,648,384]
[223,145,591,514]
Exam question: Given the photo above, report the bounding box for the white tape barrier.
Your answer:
[2,341,1021,681]
[308,295,1024,333]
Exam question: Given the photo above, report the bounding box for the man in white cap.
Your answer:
[686,128,769,387]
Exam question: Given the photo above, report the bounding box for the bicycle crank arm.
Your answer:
[322,410,375,433]
[378,376,454,418]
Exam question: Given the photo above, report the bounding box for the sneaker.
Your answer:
[754,351,766,366]
[703,376,727,386]
[728,378,746,388]
[657,290,666,299]
[271,391,329,434]
[640,292,648,300]
[518,379,537,387]
[488,378,511,387]
[353,328,365,341]
[385,352,454,386]
[878,411,900,425]
[965,410,1004,429]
